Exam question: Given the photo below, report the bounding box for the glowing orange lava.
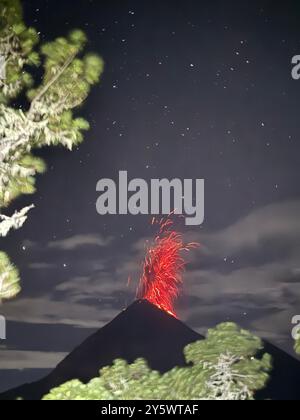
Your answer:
[137,217,199,317]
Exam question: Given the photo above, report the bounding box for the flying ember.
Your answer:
[137,217,199,317]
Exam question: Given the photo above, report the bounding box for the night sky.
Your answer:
[1,0,300,392]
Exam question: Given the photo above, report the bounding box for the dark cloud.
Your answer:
[48,234,113,251]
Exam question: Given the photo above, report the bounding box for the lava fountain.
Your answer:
[137,217,199,317]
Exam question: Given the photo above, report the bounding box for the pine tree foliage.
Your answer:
[205,353,254,400]
[0,3,104,208]
[0,251,20,301]
[0,0,39,102]
[0,0,104,299]
[43,323,272,401]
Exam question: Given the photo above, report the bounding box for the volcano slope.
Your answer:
[1,300,300,400]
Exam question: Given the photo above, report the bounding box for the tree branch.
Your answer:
[28,51,77,117]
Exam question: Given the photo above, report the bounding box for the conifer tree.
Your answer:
[0,251,20,302]
[0,0,104,300]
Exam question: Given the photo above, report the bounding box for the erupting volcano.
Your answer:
[1,220,300,401]
[137,217,198,317]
